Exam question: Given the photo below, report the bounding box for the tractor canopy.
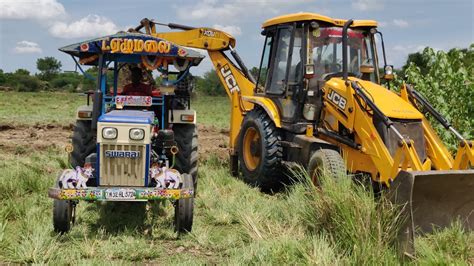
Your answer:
[59,32,205,68]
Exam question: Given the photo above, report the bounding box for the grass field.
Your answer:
[0,92,472,264]
[0,92,230,128]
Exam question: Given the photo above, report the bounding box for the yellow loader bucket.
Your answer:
[390,170,474,254]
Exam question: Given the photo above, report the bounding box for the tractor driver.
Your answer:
[122,66,154,96]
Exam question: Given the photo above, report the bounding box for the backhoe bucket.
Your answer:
[390,170,474,254]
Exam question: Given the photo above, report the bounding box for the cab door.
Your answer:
[258,25,304,123]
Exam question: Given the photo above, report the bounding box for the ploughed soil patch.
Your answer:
[0,123,229,160]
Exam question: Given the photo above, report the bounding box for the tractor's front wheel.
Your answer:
[174,174,194,234]
[238,109,283,190]
[53,200,75,234]
[307,148,346,185]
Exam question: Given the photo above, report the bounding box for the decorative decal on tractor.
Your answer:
[105,150,140,158]
[327,90,347,110]
[59,163,94,189]
[80,43,89,52]
[101,37,171,54]
[220,64,240,94]
[177,48,187,57]
[150,163,181,188]
[115,95,152,108]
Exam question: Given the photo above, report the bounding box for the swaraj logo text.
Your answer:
[220,64,240,94]
[105,150,140,158]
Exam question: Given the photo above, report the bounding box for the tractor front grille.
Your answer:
[99,144,147,186]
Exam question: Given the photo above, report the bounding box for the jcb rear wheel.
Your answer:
[307,148,346,185]
[238,109,283,190]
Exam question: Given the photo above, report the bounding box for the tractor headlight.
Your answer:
[129,128,145,140]
[102,127,117,139]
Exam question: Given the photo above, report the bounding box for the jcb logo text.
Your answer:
[327,90,347,110]
[220,65,240,94]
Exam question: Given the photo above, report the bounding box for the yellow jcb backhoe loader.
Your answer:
[131,13,473,252]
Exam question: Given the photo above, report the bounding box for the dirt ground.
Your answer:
[0,123,229,160]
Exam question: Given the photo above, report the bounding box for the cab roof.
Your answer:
[262,12,377,28]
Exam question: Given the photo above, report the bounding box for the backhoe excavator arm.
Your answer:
[134,19,258,154]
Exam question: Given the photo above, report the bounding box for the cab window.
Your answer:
[267,28,291,94]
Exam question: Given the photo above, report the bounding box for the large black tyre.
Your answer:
[238,108,283,190]
[70,120,95,168]
[307,148,346,185]
[173,124,198,189]
[174,174,194,234]
[53,199,75,234]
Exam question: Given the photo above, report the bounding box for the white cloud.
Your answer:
[213,24,242,36]
[14,41,42,54]
[377,19,410,28]
[176,0,309,22]
[392,19,409,28]
[49,15,120,39]
[352,0,383,11]
[0,0,66,21]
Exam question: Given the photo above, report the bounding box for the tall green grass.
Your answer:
[0,92,471,264]
[0,150,472,264]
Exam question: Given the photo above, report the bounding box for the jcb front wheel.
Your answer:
[238,109,283,190]
[307,148,346,185]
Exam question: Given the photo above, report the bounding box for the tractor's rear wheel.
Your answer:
[174,174,194,234]
[71,120,95,168]
[173,124,198,190]
[307,148,346,185]
[238,108,283,190]
[53,200,75,234]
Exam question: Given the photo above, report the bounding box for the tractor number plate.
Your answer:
[115,96,152,107]
[105,188,136,200]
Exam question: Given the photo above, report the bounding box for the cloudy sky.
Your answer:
[0,0,472,76]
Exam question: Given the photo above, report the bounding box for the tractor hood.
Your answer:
[98,110,155,124]
[327,77,423,120]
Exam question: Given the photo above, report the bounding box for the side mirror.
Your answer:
[383,65,394,80]
[304,64,315,79]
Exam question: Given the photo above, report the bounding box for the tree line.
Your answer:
[1,46,472,97]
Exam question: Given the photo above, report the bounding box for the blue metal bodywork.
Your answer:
[99,110,155,124]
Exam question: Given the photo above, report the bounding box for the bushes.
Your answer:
[403,46,473,148]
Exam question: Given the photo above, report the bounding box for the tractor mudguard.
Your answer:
[389,170,474,255]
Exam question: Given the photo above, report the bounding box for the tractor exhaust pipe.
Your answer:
[342,19,353,81]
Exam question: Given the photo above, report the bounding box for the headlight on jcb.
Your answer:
[102,127,117,139]
[129,128,145,140]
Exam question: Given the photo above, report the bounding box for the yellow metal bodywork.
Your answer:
[140,15,473,185]
[151,27,280,153]
[262,12,377,28]
[321,79,473,185]
[154,28,235,51]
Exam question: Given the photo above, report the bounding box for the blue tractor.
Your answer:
[48,31,204,234]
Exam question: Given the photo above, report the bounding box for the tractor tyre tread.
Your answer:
[173,124,198,189]
[70,120,95,168]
